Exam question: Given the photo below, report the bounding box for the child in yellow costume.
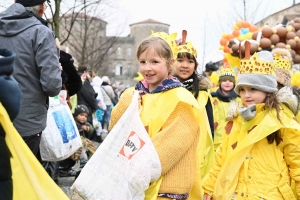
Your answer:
[271,48,299,119]
[211,66,239,150]
[175,30,214,198]
[203,42,300,200]
[109,31,201,200]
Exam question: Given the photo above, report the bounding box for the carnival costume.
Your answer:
[203,42,300,200]
[211,67,238,150]
[110,32,201,199]
[176,34,215,199]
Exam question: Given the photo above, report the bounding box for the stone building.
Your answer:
[106,19,170,86]
[59,13,108,69]
[59,17,170,86]
[255,3,300,27]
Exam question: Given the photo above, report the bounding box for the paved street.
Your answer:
[58,131,107,199]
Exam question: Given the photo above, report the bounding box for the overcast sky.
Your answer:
[1,0,299,71]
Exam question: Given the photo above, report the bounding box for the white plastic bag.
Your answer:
[71,90,161,200]
[40,90,82,161]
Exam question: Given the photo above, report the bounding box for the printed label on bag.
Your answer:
[52,108,77,143]
[119,131,145,160]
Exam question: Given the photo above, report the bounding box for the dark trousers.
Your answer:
[0,130,12,200]
[22,133,42,162]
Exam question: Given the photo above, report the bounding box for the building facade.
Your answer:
[106,19,170,86]
[60,17,170,86]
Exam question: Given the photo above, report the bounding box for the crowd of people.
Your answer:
[1,0,300,200]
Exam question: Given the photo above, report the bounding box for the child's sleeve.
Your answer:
[281,128,300,197]
[109,89,133,131]
[150,102,199,175]
[85,122,94,136]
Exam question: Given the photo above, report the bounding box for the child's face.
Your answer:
[175,56,195,82]
[139,48,171,92]
[220,80,234,93]
[75,113,88,123]
[239,86,267,107]
[97,101,102,108]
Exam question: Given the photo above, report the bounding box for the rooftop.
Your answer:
[130,19,169,26]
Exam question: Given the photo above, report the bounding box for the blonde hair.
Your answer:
[137,37,174,74]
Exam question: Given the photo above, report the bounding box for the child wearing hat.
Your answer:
[175,31,214,198]
[211,67,238,150]
[272,48,299,116]
[73,104,94,137]
[203,42,300,199]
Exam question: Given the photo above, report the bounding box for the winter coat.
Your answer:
[90,76,107,110]
[0,49,21,200]
[101,82,115,106]
[203,104,300,200]
[59,50,82,96]
[0,3,62,136]
[75,120,94,137]
[77,78,97,124]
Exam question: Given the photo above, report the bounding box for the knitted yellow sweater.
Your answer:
[109,88,200,195]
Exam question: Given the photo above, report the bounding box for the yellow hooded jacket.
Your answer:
[109,87,203,199]
[203,104,300,200]
[211,96,240,150]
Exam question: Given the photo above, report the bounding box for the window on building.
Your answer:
[127,48,132,56]
[117,47,122,56]
[115,63,123,75]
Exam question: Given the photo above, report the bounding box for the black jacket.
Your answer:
[59,50,82,96]
[77,78,97,124]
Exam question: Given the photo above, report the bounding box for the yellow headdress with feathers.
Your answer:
[177,30,197,58]
[150,30,178,59]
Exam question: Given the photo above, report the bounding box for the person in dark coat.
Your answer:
[60,50,82,96]
[77,66,97,124]
[0,1,62,158]
[0,49,22,200]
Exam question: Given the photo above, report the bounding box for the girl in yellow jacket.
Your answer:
[203,44,300,200]
[109,31,201,200]
[211,67,239,150]
[175,31,215,198]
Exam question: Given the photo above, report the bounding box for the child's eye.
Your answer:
[189,60,194,64]
[177,59,183,62]
[251,88,257,91]
[152,60,159,64]
[239,88,245,92]
[139,61,146,65]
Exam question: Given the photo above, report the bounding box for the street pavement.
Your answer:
[58,130,108,199]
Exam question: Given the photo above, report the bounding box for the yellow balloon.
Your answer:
[224,53,240,69]
[245,32,253,39]
[221,33,228,38]
[295,79,300,87]
[209,71,219,85]
[219,46,225,50]
[233,25,239,30]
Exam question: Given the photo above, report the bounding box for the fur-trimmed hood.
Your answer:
[198,74,212,90]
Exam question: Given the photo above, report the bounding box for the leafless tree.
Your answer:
[44,0,126,74]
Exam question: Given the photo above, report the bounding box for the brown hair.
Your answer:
[264,93,282,145]
[137,37,173,73]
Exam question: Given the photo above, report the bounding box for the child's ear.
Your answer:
[169,58,175,66]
